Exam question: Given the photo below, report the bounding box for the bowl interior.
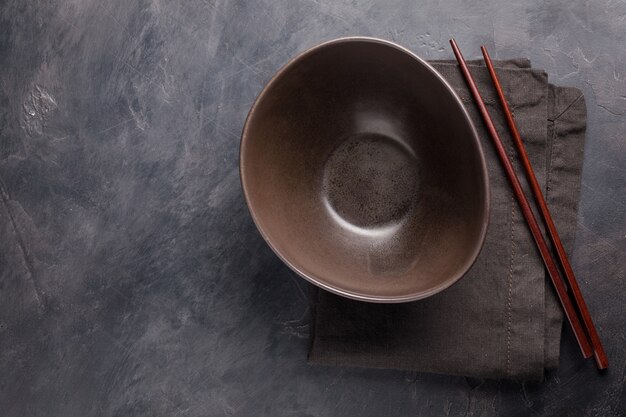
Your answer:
[241,38,488,301]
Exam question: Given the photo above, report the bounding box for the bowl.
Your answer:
[240,37,489,302]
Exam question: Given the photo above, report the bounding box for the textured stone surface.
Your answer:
[0,1,624,416]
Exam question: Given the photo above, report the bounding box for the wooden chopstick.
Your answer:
[449,39,593,360]
[480,46,608,370]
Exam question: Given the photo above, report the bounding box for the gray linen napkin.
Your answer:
[308,60,587,381]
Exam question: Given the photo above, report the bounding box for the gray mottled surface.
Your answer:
[0,0,624,416]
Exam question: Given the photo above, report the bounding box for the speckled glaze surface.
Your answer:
[241,38,489,302]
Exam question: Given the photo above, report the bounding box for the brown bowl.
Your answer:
[240,37,489,302]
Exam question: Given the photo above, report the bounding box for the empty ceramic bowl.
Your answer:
[240,37,489,302]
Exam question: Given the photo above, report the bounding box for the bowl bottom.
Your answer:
[322,132,419,239]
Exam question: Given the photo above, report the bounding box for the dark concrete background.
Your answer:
[1,1,624,416]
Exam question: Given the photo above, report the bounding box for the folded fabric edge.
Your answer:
[543,85,587,371]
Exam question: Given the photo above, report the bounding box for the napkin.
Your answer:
[308,59,587,381]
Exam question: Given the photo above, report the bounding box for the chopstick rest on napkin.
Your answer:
[308,59,587,381]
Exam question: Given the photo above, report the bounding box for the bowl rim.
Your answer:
[240,36,490,303]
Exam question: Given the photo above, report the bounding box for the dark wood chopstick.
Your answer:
[480,46,608,370]
[449,39,593,359]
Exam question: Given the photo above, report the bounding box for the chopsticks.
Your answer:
[449,39,601,364]
[480,46,608,370]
